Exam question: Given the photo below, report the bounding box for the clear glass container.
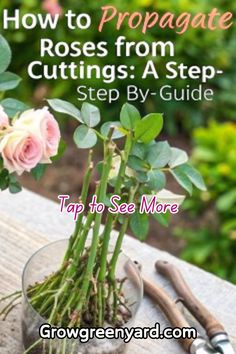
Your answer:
[22,239,143,354]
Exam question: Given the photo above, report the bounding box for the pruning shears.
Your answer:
[137,260,235,354]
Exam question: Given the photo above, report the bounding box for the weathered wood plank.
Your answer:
[0,189,235,354]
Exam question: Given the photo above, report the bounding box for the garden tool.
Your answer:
[141,272,220,354]
[155,260,235,354]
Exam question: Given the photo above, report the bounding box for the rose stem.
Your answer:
[62,338,67,354]
[109,184,138,283]
[97,134,133,325]
[0,293,21,316]
[0,291,22,302]
[35,275,63,315]
[64,149,94,261]
[69,140,115,327]
[22,338,43,354]
[29,151,95,319]
[46,158,96,316]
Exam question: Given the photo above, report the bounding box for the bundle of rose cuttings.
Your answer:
[0,99,206,353]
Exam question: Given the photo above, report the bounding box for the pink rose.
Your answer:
[0,130,43,175]
[0,105,9,130]
[14,107,61,163]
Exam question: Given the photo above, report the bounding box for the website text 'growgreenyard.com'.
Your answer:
[39,323,198,343]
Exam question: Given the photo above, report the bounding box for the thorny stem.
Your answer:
[73,149,93,239]
[64,150,94,262]
[109,184,139,282]
[71,184,98,258]
[96,134,133,325]
[98,134,133,282]
[69,140,115,327]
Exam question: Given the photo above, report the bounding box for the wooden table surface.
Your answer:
[0,189,236,354]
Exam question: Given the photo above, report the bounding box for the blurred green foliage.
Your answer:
[176,121,236,283]
[0,0,235,134]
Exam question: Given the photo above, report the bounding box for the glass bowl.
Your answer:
[22,239,143,354]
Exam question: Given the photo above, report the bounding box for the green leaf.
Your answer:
[128,156,147,172]
[9,181,22,194]
[147,170,166,191]
[73,125,97,149]
[9,173,17,183]
[216,189,236,212]
[31,164,47,181]
[0,169,9,190]
[47,99,82,122]
[0,72,21,91]
[1,98,29,117]
[123,178,134,189]
[147,141,171,168]
[222,219,236,234]
[0,158,3,171]
[120,103,141,130]
[153,211,171,227]
[104,194,113,207]
[171,167,193,195]
[134,113,163,143]
[118,214,125,225]
[81,102,100,127]
[101,121,126,139]
[135,171,149,183]
[169,148,188,168]
[184,243,215,264]
[0,35,11,74]
[130,212,149,241]
[156,189,186,205]
[108,176,117,188]
[181,164,206,191]
[51,139,66,162]
[8,174,22,193]
[131,142,148,159]
[171,163,205,194]
[193,147,217,162]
